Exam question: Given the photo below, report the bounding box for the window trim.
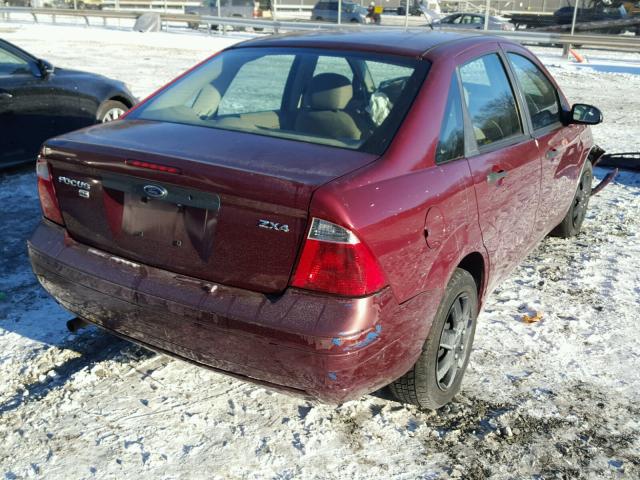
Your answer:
[0,40,40,77]
[435,72,465,165]
[456,51,531,157]
[501,47,564,137]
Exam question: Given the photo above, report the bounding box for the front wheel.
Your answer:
[390,268,478,409]
[550,161,593,238]
[97,100,128,123]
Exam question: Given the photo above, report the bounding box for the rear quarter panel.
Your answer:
[309,52,489,306]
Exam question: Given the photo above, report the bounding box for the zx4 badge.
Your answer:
[258,219,290,233]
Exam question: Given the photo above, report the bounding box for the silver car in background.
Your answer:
[433,12,515,31]
[311,1,369,23]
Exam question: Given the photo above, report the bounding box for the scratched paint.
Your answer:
[346,325,382,351]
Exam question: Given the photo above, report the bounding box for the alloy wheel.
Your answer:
[436,293,473,391]
[572,173,591,228]
[101,107,125,123]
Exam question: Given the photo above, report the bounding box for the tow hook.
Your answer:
[66,317,90,333]
[589,145,619,197]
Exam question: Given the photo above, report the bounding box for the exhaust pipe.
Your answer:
[66,317,90,333]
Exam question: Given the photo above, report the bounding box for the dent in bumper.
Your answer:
[28,220,435,403]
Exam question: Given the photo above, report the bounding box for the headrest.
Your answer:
[308,73,353,111]
[192,83,221,117]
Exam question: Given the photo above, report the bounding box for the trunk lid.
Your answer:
[45,120,377,293]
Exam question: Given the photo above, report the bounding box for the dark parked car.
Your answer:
[29,31,602,408]
[311,1,368,23]
[0,39,135,168]
[553,5,624,24]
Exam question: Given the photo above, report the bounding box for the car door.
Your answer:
[457,47,542,289]
[502,47,585,238]
[0,43,43,165]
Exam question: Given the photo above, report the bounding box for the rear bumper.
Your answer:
[28,220,434,403]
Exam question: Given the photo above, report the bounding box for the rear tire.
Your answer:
[550,161,593,238]
[390,268,478,410]
[96,100,128,123]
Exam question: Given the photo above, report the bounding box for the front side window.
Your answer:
[128,47,429,154]
[366,61,414,89]
[507,53,561,131]
[436,75,464,163]
[0,46,30,76]
[459,53,522,147]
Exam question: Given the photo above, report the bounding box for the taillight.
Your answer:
[291,218,387,297]
[36,156,64,225]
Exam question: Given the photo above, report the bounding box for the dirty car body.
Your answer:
[29,31,602,404]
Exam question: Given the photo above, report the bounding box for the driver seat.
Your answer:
[294,73,361,141]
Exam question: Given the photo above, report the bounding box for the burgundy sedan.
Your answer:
[29,31,602,409]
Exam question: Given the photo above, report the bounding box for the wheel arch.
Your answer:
[457,251,486,301]
[107,95,134,109]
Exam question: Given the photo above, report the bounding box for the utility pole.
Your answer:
[404,0,410,29]
[484,0,490,30]
[570,0,579,35]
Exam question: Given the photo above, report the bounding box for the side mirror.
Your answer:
[569,103,603,125]
[37,59,55,78]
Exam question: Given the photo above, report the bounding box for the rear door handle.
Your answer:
[0,92,13,100]
[487,170,508,184]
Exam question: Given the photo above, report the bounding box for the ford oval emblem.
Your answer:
[143,184,168,199]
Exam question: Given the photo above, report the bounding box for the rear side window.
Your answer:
[436,75,464,164]
[459,54,522,147]
[507,53,561,131]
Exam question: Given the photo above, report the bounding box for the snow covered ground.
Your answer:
[1,23,639,479]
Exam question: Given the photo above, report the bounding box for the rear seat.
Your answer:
[193,74,362,141]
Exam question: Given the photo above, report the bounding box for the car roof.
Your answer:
[231,30,500,58]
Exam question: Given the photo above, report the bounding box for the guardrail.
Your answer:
[1,6,639,50]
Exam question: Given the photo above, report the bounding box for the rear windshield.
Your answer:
[128,47,429,155]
